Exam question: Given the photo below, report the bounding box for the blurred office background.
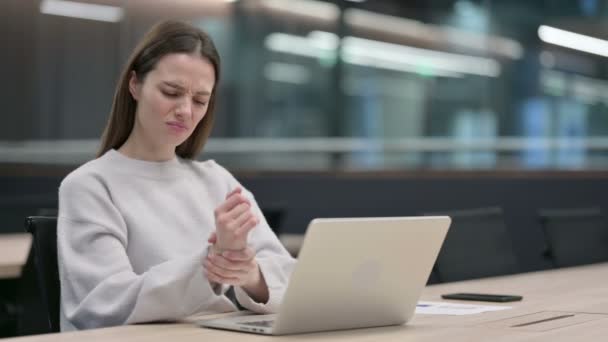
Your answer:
[3,0,608,170]
[3,0,608,337]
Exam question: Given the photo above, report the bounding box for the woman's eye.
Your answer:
[163,91,179,98]
[195,100,207,106]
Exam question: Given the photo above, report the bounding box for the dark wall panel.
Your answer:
[1,170,607,274]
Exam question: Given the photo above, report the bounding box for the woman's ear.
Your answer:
[128,71,141,101]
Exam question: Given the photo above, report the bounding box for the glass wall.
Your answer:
[3,0,608,170]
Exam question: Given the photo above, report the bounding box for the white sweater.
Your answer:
[57,149,295,331]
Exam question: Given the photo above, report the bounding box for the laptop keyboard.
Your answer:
[240,320,275,328]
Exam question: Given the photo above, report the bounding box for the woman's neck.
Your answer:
[118,130,175,162]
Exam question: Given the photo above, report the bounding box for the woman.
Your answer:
[57,20,295,331]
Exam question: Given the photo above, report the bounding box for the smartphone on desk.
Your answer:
[441,293,523,303]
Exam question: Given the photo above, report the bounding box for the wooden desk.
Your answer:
[0,233,32,279]
[4,263,608,341]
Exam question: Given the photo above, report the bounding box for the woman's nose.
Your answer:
[175,99,193,118]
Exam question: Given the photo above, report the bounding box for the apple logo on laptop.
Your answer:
[351,259,382,291]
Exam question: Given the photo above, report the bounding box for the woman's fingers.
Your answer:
[228,202,251,224]
[207,231,217,244]
[230,208,254,229]
[203,246,258,286]
[220,202,258,236]
[207,254,253,271]
[234,216,259,236]
[225,187,242,199]
[212,187,259,252]
[205,269,239,286]
[204,258,249,278]
[215,193,248,219]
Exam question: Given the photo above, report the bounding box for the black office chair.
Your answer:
[0,286,19,337]
[260,206,286,237]
[539,207,608,268]
[426,207,519,282]
[24,216,60,333]
[427,268,441,285]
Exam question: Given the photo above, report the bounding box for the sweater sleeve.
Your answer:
[57,172,231,330]
[210,161,296,313]
[233,197,296,314]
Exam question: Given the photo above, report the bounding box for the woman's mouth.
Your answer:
[166,121,188,133]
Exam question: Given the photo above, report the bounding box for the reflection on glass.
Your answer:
[2,0,608,170]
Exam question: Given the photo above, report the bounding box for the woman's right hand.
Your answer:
[213,187,259,251]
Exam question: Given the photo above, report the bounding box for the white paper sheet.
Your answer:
[415,301,512,315]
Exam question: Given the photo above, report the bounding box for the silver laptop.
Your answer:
[198,216,450,335]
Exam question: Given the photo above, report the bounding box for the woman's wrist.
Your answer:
[214,238,247,252]
[240,263,269,303]
[209,243,246,256]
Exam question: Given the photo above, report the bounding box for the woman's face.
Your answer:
[129,52,216,150]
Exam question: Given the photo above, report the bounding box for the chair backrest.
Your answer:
[539,207,608,268]
[24,216,59,333]
[426,268,441,285]
[426,207,519,282]
[261,206,285,236]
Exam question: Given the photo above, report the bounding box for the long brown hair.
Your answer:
[97,20,221,159]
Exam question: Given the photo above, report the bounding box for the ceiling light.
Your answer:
[40,0,124,23]
[265,31,500,77]
[538,25,608,58]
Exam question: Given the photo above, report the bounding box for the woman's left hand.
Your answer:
[204,246,259,287]
[204,233,268,302]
